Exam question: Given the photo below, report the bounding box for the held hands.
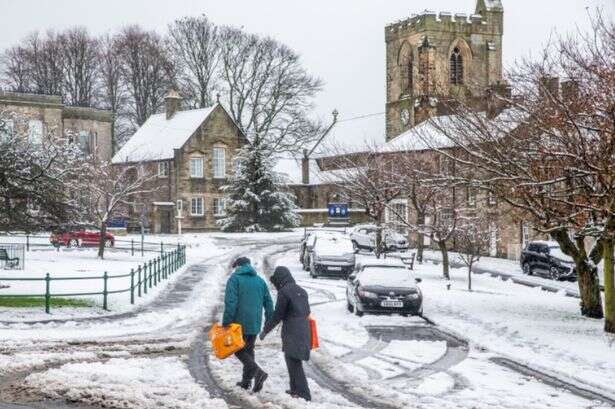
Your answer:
[259,331,267,341]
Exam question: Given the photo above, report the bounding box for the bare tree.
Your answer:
[167,15,220,109]
[116,26,175,128]
[454,214,492,291]
[420,13,615,327]
[23,31,64,96]
[1,46,32,92]
[60,27,99,107]
[321,144,401,258]
[85,161,156,259]
[98,34,129,151]
[218,27,323,153]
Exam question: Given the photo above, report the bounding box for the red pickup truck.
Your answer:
[50,228,115,248]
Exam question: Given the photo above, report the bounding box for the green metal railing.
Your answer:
[0,245,187,313]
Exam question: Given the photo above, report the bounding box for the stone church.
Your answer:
[385,0,505,140]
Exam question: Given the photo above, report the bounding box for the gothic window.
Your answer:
[450,47,464,85]
[406,55,414,94]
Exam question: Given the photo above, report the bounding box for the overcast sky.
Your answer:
[2,0,614,144]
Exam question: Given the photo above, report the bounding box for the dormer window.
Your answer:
[450,47,464,85]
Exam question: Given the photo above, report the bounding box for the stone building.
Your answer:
[0,91,113,161]
[112,91,248,233]
[385,0,504,140]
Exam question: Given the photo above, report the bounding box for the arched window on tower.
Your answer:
[407,54,414,94]
[450,47,464,85]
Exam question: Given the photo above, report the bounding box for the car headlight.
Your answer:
[357,288,378,299]
[345,253,355,262]
[407,293,420,300]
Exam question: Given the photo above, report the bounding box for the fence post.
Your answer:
[153,259,157,286]
[26,235,30,252]
[103,271,109,311]
[131,239,134,256]
[144,263,148,294]
[148,260,153,289]
[130,268,135,305]
[160,242,164,256]
[141,236,144,257]
[45,273,51,313]
[138,266,142,297]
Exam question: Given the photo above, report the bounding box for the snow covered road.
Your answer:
[0,236,613,409]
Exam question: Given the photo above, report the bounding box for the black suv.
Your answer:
[520,241,577,281]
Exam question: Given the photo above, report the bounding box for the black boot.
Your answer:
[236,379,251,390]
[252,368,268,393]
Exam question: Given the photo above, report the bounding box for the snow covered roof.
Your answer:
[112,106,216,163]
[380,108,522,154]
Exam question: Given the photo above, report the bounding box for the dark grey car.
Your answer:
[520,241,577,281]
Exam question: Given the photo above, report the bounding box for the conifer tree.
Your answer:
[220,140,300,232]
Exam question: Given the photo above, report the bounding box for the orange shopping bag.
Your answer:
[308,315,319,350]
[208,323,246,359]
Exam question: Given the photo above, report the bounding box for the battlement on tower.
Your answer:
[385,9,499,41]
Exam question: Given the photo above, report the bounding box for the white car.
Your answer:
[300,230,345,271]
[310,235,356,279]
[350,225,409,252]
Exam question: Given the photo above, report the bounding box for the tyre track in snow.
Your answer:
[0,239,289,409]
[263,249,401,409]
[187,242,299,409]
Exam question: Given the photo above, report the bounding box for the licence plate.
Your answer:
[381,300,403,308]
[328,267,342,271]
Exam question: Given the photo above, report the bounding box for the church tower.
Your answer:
[384,0,504,141]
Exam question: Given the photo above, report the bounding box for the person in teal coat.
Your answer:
[222,257,274,393]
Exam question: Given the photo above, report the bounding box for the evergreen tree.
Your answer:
[0,114,88,232]
[220,141,300,232]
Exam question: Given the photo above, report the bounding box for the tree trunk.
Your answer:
[375,224,383,259]
[468,260,473,292]
[98,221,107,259]
[604,238,615,334]
[551,229,603,318]
[416,213,425,264]
[437,240,450,280]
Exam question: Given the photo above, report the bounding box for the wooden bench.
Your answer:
[400,252,416,270]
[0,249,19,269]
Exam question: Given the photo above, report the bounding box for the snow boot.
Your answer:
[252,368,268,393]
[236,380,251,390]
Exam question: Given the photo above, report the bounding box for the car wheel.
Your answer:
[522,262,533,276]
[310,268,317,279]
[347,300,354,313]
[68,238,79,248]
[549,267,562,281]
[352,241,359,253]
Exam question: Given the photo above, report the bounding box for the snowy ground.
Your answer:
[0,233,614,409]
[0,234,223,321]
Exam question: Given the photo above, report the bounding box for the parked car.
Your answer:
[350,225,409,252]
[50,227,115,248]
[310,235,356,279]
[300,230,346,271]
[520,241,576,281]
[346,261,423,317]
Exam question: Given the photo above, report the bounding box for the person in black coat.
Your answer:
[260,266,312,401]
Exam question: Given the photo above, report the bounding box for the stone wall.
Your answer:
[0,91,113,160]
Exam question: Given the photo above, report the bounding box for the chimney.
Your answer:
[165,90,182,120]
[486,82,511,119]
[302,149,310,185]
[538,76,560,100]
